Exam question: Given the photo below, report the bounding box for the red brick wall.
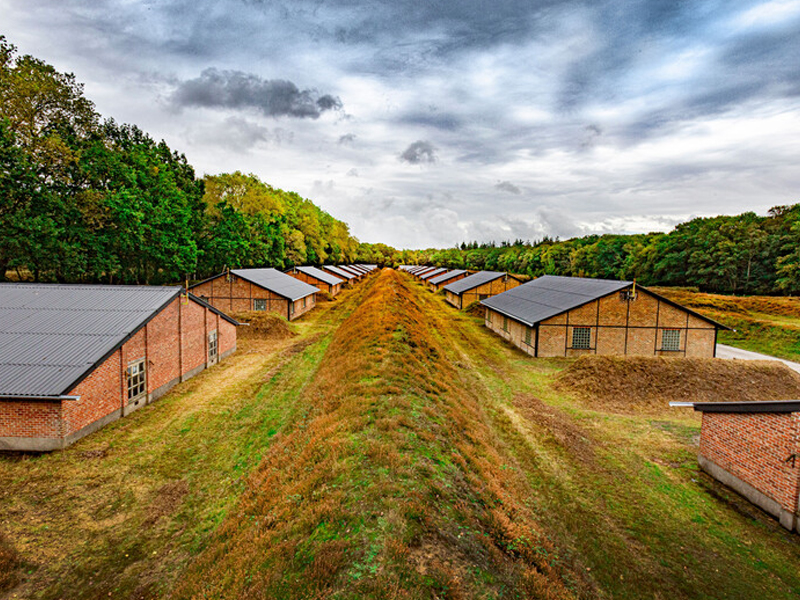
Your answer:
[146,299,181,393]
[181,296,207,373]
[0,401,62,440]
[700,411,800,515]
[63,349,123,436]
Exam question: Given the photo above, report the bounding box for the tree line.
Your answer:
[392,205,800,295]
[0,37,359,284]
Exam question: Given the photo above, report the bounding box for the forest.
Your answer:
[396,204,800,296]
[2,36,798,296]
[0,37,359,285]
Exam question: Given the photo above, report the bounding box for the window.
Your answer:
[127,358,146,402]
[572,327,591,349]
[503,316,508,332]
[524,327,532,346]
[290,302,296,315]
[479,294,489,301]
[253,299,267,311]
[302,296,307,308]
[208,330,218,362]
[661,329,681,351]
[486,310,492,323]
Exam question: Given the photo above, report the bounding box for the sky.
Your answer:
[3,0,800,249]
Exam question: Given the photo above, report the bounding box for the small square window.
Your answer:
[253,299,267,311]
[572,327,591,349]
[662,329,681,351]
[126,358,146,401]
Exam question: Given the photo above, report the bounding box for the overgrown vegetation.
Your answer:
[652,287,800,362]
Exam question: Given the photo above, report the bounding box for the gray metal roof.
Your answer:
[232,268,319,301]
[443,271,506,294]
[419,268,447,280]
[429,270,467,285]
[294,266,344,286]
[480,275,632,326]
[672,400,800,414]
[414,267,438,277]
[0,283,182,397]
[338,265,362,277]
[322,265,355,280]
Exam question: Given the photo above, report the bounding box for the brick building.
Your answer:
[190,268,319,321]
[443,271,523,309]
[287,266,344,297]
[481,275,726,358]
[0,284,237,451]
[680,400,800,532]
[418,267,447,281]
[427,269,469,292]
[322,265,357,285]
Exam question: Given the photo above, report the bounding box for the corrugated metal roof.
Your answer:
[419,268,447,280]
[481,275,631,326]
[294,266,344,286]
[323,265,356,280]
[232,268,319,301]
[428,269,467,285]
[0,283,181,397]
[443,271,506,294]
[338,265,363,277]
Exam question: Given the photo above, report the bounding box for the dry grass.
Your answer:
[232,311,297,340]
[0,531,19,592]
[554,355,800,413]
[170,269,575,600]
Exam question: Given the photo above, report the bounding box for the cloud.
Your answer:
[495,180,522,194]
[399,140,437,164]
[171,68,343,118]
[338,133,357,145]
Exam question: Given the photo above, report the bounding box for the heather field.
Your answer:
[2,270,799,600]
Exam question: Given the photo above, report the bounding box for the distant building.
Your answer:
[0,284,237,451]
[427,269,469,292]
[680,400,800,532]
[190,268,318,321]
[418,267,447,281]
[481,275,727,357]
[443,271,523,309]
[288,266,344,297]
[322,265,357,285]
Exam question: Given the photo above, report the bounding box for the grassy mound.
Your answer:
[463,300,485,317]
[232,311,297,340]
[172,269,574,600]
[555,355,800,412]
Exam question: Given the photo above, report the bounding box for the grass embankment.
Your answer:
[402,276,800,599]
[0,284,369,599]
[171,269,575,599]
[652,287,800,362]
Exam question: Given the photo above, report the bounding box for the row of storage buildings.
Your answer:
[0,264,377,451]
[401,266,799,533]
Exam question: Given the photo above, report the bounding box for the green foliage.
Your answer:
[383,207,800,295]
[0,37,358,283]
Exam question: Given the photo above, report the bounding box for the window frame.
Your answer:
[661,328,681,352]
[524,327,532,346]
[208,330,218,363]
[253,299,267,311]
[126,357,147,403]
[571,326,591,350]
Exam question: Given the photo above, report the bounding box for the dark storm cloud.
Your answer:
[495,181,522,195]
[400,140,437,164]
[171,68,342,118]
